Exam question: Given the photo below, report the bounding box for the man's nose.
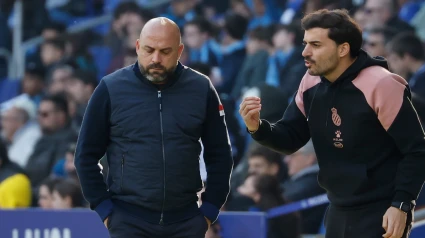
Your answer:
[151,51,162,63]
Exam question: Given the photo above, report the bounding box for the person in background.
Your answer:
[52,142,78,180]
[282,140,327,234]
[0,139,32,208]
[51,178,85,209]
[38,176,62,209]
[386,32,425,96]
[238,174,301,238]
[1,97,41,168]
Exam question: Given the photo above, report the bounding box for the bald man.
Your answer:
[74,17,233,238]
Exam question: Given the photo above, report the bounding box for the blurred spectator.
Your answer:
[216,13,248,94]
[269,22,305,103]
[161,0,197,29]
[363,27,397,58]
[105,2,154,57]
[183,16,219,66]
[47,64,74,95]
[230,0,252,20]
[65,70,98,131]
[247,143,284,177]
[52,142,78,180]
[25,94,76,197]
[226,142,286,211]
[107,47,137,74]
[38,176,61,209]
[238,174,301,238]
[386,31,425,96]
[1,97,41,168]
[246,0,274,30]
[51,178,85,209]
[0,139,32,208]
[40,38,67,72]
[63,32,98,75]
[41,22,67,40]
[282,140,327,234]
[363,0,415,32]
[21,62,47,108]
[231,26,272,100]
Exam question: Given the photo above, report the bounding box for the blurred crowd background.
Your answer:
[0,0,425,237]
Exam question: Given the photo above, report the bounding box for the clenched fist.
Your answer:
[239,97,261,132]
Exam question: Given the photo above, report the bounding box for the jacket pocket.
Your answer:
[171,107,203,139]
[318,163,372,197]
[119,153,125,193]
[109,151,128,194]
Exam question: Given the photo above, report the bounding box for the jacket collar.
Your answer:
[132,61,184,89]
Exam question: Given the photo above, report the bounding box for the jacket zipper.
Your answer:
[120,154,125,191]
[158,90,166,225]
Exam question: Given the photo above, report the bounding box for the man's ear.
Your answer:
[339,42,350,58]
[178,43,185,60]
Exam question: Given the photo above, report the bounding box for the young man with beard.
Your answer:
[239,9,425,238]
[74,17,233,238]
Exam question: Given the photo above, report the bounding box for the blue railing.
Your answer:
[1,194,425,238]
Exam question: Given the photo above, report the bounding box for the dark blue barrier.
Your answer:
[267,193,329,218]
[218,212,267,238]
[0,208,109,238]
[0,195,327,238]
[0,209,266,238]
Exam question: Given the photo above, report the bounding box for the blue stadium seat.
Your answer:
[88,46,112,81]
[411,219,425,238]
[0,78,21,104]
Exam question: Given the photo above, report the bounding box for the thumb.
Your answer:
[382,215,388,231]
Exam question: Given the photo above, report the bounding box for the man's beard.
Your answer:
[140,63,175,83]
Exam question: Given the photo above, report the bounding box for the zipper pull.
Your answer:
[159,213,164,225]
[158,91,162,111]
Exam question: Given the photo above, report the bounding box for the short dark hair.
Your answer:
[301,9,363,58]
[40,177,63,194]
[43,22,66,33]
[41,94,69,116]
[248,26,274,46]
[224,13,249,40]
[274,22,304,47]
[113,1,141,20]
[42,38,66,52]
[185,16,214,35]
[53,178,85,207]
[387,32,425,61]
[70,69,98,88]
[248,142,282,166]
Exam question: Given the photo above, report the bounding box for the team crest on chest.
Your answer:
[331,108,343,148]
[331,108,341,126]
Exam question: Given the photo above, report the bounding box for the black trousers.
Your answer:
[107,206,209,238]
[324,201,413,238]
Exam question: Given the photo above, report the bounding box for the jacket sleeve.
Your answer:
[200,80,234,223]
[374,76,425,203]
[74,80,113,221]
[250,85,312,155]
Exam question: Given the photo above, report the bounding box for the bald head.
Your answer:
[140,17,182,44]
[135,17,184,84]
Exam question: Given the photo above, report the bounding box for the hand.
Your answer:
[382,207,407,238]
[104,217,109,228]
[239,97,261,132]
[205,217,211,229]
